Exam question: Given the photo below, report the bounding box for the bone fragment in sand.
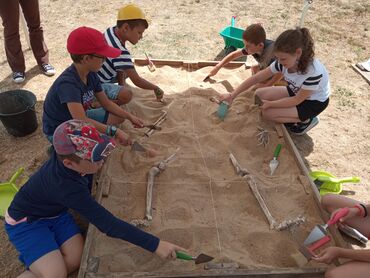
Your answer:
[256,126,269,147]
[145,110,167,137]
[145,149,180,221]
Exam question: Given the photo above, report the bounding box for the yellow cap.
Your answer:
[117,4,147,22]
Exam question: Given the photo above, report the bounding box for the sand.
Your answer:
[83,65,324,275]
[0,0,369,276]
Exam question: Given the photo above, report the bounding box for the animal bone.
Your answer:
[145,149,180,221]
[145,166,161,221]
[131,219,150,228]
[145,110,167,137]
[230,153,276,229]
[276,216,306,231]
[244,175,277,229]
[256,126,269,147]
[229,153,249,176]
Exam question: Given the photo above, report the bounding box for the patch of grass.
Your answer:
[333,87,356,110]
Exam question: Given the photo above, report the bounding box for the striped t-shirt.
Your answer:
[98,26,135,83]
[270,58,330,102]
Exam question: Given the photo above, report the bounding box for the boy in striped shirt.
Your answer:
[97,4,164,107]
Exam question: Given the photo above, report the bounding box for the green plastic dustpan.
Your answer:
[310,170,360,196]
[0,168,24,217]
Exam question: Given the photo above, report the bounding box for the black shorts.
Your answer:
[287,86,329,121]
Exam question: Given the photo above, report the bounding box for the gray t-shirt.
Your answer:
[242,39,275,70]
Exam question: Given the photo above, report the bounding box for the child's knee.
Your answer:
[117,87,132,104]
[255,88,263,97]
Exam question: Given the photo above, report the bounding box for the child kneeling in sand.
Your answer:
[5,120,184,277]
[220,28,330,135]
[43,26,144,146]
[97,4,165,104]
[207,23,282,88]
[314,194,370,278]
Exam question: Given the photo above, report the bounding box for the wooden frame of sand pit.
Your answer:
[78,59,348,278]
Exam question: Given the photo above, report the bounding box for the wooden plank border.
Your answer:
[351,64,370,85]
[78,60,345,277]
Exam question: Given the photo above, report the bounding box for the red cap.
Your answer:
[67,26,121,57]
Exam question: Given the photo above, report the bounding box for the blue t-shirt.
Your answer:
[42,64,103,137]
[7,151,160,253]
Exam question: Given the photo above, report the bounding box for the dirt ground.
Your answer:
[0,0,369,277]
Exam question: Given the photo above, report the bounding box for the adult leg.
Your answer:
[59,233,84,273]
[19,0,49,66]
[325,261,370,278]
[321,194,370,236]
[255,86,290,101]
[0,0,25,72]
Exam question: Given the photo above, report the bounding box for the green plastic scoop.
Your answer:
[0,168,24,217]
[217,101,229,121]
[176,251,214,264]
[310,170,360,195]
[269,144,282,175]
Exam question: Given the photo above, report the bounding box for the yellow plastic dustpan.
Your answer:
[0,168,25,217]
[310,170,360,196]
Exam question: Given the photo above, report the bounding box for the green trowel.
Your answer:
[176,251,214,264]
[310,170,360,195]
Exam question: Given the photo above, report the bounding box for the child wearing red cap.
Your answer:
[5,120,184,277]
[43,26,144,146]
[97,4,165,103]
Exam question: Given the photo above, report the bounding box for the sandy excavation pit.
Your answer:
[82,64,330,276]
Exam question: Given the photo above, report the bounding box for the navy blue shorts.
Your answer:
[5,211,80,267]
[287,86,329,121]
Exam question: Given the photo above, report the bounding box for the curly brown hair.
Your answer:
[274,28,315,73]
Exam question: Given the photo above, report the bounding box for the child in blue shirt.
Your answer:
[96,4,164,105]
[5,120,183,277]
[220,28,330,135]
[43,26,144,146]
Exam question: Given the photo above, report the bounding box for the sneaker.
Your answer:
[40,63,56,76]
[12,72,25,83]
[290,116,319,135]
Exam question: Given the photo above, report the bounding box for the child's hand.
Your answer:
[261,100,271,110]
[219,93,233,104]
[129,115,144,128]
[154,87,164,100]
[254,83,267,89]
[155,240,186,260]
[312,247,341,264]
[114,129,132,146]
[330,207,357,223]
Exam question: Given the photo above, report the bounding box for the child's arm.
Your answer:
[63,187,185,258]
[124,68,163,99]
[314,247,370,264]
[67,102,131,145]
[220,67,274,103]
[208,49,245,77]
[255,73,284,88]
[95,91,144,127]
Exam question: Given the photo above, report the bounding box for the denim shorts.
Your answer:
[101,83,122,100]
[86,108,109,124]
[5,211,80,267]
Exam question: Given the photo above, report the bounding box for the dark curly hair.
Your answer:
[274,28,314,73]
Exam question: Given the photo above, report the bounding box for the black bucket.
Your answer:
[0,90,38,137]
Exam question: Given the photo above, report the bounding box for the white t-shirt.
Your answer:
[270,58,330,102]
